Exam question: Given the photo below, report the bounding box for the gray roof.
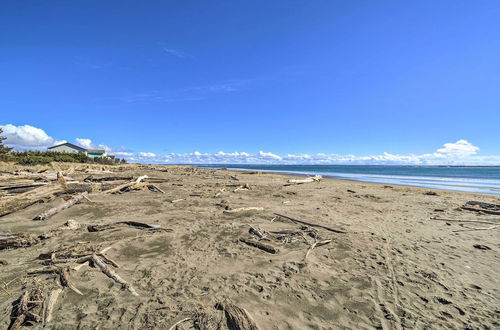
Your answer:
[48,142,87,152]
[87,149,106,154]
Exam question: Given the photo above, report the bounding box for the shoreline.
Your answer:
[199,165,500,195]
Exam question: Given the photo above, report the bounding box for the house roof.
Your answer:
[48,142,87,152]
[86,149,106,154]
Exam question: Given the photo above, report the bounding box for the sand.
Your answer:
[0,163,499,329]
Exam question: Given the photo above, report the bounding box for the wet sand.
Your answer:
[0,163,499,329]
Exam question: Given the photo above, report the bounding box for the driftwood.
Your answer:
[216,301,259,330]
[287,175,322,184]
[8,288,43,330]
[240,238,279,254]
[274,213,347,234]
[192,310,220,330]
[168,317,192,330]
[0,233,39,250]
[234,184,251,192]
[104,175,148,194]
[465,200,500,210]
[43,288,62,324]
[214,188,225,198]
[461,207,500,216]
[430,217,499,225]
[223,207,264,214]
[249,226,265,239]
[33,192,88,221]
[91,254,139,296]
[305,239,331,260]
[87,221,171,232]
[0,183,65,217]
[57,267,83,295]
[453,225,499,232]
[8,291,29,330]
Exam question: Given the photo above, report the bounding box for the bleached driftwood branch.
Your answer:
[33,192,88,221]
[287,175,322,184]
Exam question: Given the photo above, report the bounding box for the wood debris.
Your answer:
[216,301,260,330]
[274,213,347,234]
[239,238,279,254]
[33,191,89,221]
[287,175,322,185]
[223,207,264,214]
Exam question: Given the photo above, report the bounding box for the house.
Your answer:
[48,142,107,158]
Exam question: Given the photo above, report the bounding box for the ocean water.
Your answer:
[197,165,500,195]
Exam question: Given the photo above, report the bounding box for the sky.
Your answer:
[1,1,499,165]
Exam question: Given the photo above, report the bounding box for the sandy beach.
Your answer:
[0,163,499,329]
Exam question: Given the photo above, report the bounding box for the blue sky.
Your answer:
[1,1,499,164]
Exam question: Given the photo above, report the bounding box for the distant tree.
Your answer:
[0,127,12,153]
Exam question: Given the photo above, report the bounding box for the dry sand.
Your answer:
[0,164,499,329]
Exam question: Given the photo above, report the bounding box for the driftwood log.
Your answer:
[240,238,279,254]
[274,213,347,234]
[287,175,322,184]
[0,184,65,217]
[43,288,62,324]
[33,192,88,221]
[0,233,39,250]
[87,221,172,232]
[216,301,259,330]
[223,207,264,214]
[91,254,139,296]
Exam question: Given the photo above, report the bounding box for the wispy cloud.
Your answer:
[161,47,192,59]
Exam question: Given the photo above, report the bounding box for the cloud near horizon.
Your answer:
[1,124,498,165]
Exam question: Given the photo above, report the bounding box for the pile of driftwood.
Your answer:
[238,213,346,261]
[0,172,165,219]
[5,217,172,329]
[167,300,260,330]
[461,200,500,215]
[430,200,500,232]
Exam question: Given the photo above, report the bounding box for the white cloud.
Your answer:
[138,152,156,157]
[116,140,499,165]
[0,124,58,149]
[437,139,479,156]
[75,138,93,149]
[258,151,282,160]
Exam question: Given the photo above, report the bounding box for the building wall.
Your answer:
[87,153,105,158]
[49,145,85,154]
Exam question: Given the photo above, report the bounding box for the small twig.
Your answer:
[168,317,192,330]
[430,217,498,225]
[453,225,499,232]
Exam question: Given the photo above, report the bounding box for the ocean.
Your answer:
[196,165,500,195]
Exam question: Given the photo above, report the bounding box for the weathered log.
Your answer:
[465,200,500,210]
[287,175,322,184]
[274,213,347,234]
[103,176,149,194]
[223,207,264,214]
[33,192,88,221]
[239,238,279,254]
[0,233,39,250]
[8,290,29,330]
[461,206,500,216]
[0,184,65,217]
[248,226,265,239]
[91,254,139,296]
[216,301,259,330]
[87,221,172,232]
[429,217,499,225]
[43,288,62,324]
[57,267,83,295]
